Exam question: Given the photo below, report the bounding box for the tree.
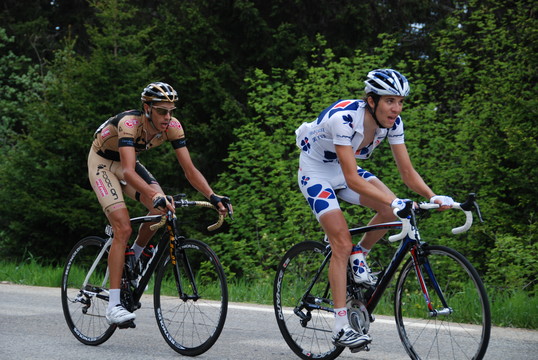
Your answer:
[208,39,432,280]
[0,0,153,261]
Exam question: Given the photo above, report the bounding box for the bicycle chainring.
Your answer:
[120,279,135,312]
[347,299,370,335]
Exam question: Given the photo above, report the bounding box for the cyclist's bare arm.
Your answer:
[118,145,170,210]
[174,146,232,217]
[391,143,436,201]
[336,144,395,206]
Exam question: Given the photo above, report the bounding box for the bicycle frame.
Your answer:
[299,208,465,318]
[79,211,197,308]
[275,194,489,360]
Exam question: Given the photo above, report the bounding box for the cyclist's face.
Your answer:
[147,102,176,131]
[372,95,405,128]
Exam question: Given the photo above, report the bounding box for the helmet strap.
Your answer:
[366,95,386,128]
[144,103,159,131]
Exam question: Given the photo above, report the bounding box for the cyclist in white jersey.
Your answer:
[295,69,454,348]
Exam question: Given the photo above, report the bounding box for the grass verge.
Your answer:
[1,259,536,329]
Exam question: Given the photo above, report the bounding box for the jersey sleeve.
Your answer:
[330,113,356,146]
[387,117,405,145]
[117,117,141,147]
[166,119,187,149]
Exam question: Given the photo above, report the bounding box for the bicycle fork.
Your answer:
[167,219,200,302]
[410,246,453,317]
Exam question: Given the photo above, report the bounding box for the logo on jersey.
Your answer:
[124,119,139,128]
[300,137,311,152]
[342,114,353,128]
[300,176,310,186]
[306,184,335,214]
[101,128,111,138]
[328,100,359,119]
[168,121,182,129]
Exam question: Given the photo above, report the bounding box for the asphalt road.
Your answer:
[0,283,537,359]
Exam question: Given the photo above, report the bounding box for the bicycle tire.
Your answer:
[273,241,345,360]
[153,238,228,356]
[61,236,116,345]
[394,245,491,360]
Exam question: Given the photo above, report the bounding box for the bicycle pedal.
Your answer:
[117,320,136,329]
[350,341,371,353]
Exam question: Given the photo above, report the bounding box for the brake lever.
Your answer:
[224,201,234,220]
[473,200,484,223]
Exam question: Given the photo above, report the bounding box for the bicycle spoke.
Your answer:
[154,239,227,356]
[395,245,491,360]
[274,241,344,360]
[61,237,116,345]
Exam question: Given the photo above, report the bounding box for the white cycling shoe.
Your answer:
[332,325,371,348]
[106,305,136,325]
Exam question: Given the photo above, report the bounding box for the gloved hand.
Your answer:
[210,194,234,219]
[152,193,174,211]
[430,195,454,207]
[391,198,412,210]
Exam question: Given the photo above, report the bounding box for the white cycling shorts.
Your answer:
[298,164,377,220]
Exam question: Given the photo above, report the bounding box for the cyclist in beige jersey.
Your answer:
[88,82,232,325]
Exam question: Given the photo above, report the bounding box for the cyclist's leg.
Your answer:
[298,171,348,312]
[319,210,351,311]
[122,161,163,250]
[106,208,132,290]
[338,168,396,250]
[88,151,132,291]
[298,171,370,346]
[88,152,134,323]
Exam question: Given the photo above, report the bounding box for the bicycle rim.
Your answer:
[395,245,491,359]
[153,239,228,356]
[61,236,116,345]
[273,241,344,360]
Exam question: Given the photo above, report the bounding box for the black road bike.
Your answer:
[62,195,229,356]
[274,194,490,360]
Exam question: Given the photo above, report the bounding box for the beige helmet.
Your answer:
[141,82,178,103]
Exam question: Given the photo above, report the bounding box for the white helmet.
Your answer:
[364,69,410,97]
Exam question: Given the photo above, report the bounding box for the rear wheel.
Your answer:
[153,239,228,356]
[61,236,116,345]
[273,241,344,360]
[395,245,491,359]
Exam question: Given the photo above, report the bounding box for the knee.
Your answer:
[329,233,353,260]
[377,205,397,220]
[113,222,132,243]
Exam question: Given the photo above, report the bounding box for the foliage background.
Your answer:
[0,0,536,297]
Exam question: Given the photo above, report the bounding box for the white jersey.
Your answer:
[295,99,405,168]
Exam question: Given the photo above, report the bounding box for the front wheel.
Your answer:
[153,238,228,356]
[273,241,344,360]
[61,236,116,345]
[394,245,491,359]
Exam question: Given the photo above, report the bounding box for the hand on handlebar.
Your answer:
[152,193,175,213]
[430,195,454,210]
[210,194,234,220]
[391,198,416,218]
[391,198,413,210]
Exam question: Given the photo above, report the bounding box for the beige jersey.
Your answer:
[91,109,186,161]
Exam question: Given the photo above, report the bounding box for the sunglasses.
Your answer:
[151,106,176,116]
